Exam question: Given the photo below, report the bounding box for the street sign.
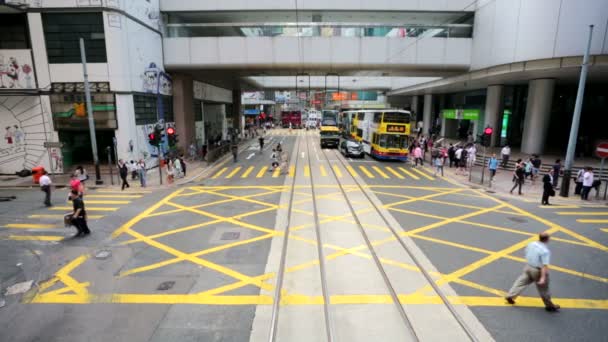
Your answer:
[595,142,608,159]
[43,141,63,148]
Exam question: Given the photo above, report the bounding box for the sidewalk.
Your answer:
[0,137,259,190]
[425,157,608,207]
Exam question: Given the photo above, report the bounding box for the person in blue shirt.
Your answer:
[505,232,560,312]
[488,153,499,180]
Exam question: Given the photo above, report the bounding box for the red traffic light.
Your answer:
[484,127,493,135]
[148,133,155,140]
[166,127,175,135]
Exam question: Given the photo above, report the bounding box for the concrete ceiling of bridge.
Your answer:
[166,10,472,25]
[389,60,608,96]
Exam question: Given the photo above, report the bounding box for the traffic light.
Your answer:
[148,125,163,146]
[482,126,493,147]
[167,126,178,147]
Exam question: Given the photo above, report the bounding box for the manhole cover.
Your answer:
[470,186,480,190]
[221,232,241,240]
[508,217,527,223]
[94,250,112,260]
[157,281,175,291]
[486,190,496,193]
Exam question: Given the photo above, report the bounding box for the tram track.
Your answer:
[322,144,480,342]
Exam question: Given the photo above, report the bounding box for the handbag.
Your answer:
[64,213,74,227]
[550,188,556,197]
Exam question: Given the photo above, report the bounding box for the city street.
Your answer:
[1,129,606,342]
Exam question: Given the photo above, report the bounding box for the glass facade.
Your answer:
[134,94,174,125]
[42,13,107,63]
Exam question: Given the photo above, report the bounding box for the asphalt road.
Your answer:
[1,128,606,342]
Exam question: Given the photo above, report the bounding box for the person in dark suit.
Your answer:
[541,169,555,205]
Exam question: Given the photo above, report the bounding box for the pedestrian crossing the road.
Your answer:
[1,189,150,242]
[208,164,435,181]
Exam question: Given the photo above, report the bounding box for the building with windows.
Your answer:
[0,0,606,173]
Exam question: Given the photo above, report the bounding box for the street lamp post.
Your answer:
[560,25,594,197]
[79,38,103,185]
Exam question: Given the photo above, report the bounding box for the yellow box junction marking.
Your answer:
[256,166,268,178]
[4,223,57,229]
[6,235,64,241]
[272,167,281,178]
[332,164,343,178]
[358,165,374,178]
[385,166,404,179]
[27,185,608,310]
[49,206,118,212]
[289,165,296,177]
[241,166,255,178]
[372,166,390,179]
[29,214,104,219]
[346,165,359,178]
[211,167,228,179]
[411,167,434,180]
[226,166,241,179]
[398,167,419,180]
[577,219,608,223]
[319,165,327,177]
[304,166,310,177]
[557,212,608,216]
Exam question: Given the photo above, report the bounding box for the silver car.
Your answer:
[340,138,364,158]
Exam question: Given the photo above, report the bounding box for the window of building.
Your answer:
[134,94,174,125]
[42,13,107,63]
[0,14,30,49]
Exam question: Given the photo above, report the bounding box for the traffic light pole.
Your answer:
[80,38,103,185]
[561,25,593,197]
[480,145,487,185]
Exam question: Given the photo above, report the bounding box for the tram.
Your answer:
[352,109,412,161]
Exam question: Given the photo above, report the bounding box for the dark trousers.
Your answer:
[510,179,523,194]
[449,157,455,168]
[574,182,583,195]
[72,217,90,234]
[121,175,130,190]
[542,190,551,205]
[415,157,423,166]
[233,152,238,162]
[552,174,559,188]
[581,186,592,200]
[502,155,509,168]
[42,185,51,206]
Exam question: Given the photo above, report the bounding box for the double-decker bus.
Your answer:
[341,110,359,140]
[352,109,412,161]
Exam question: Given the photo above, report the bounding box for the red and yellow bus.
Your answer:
[352,109,412,161]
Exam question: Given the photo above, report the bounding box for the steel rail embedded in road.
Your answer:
[328,148,480,342]
[305,132,336,342]
[318,145,420,342]
[268,135,302,341]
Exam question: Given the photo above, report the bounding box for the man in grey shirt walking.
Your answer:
[505,232,560,312]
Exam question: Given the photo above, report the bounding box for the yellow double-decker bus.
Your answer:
[352,109,412,161]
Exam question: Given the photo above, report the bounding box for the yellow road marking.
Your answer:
[29,214,103,219]
[411,167,434,180]
[272,168,280,178]
[289,165,295,177]
[577,219,608,223]
[602,228,608,233]
[398,167,419,180]
[385,166,404,179]
[27,292,608,309]
[372,166,390,179]
[346,165,359,177]
[49,206,118,212]
[4,223,57,229]
[319,165,327,177]
[332,165,342,178]
[241,166,254,178]
[557,212,608,215]
[256,166,268,178]
[211,167,228,179]
[86,195,142,199]
[359,165,374,178]
[7,235,64,241]
[226,167,241,179]
[304,166,310,177]
[68,200,130,205]
[94,190,150,194]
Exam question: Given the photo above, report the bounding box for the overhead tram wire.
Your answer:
[304,130,336,342]
[318,147,420,341]
[268,128,302,341]
[327,148,480,342]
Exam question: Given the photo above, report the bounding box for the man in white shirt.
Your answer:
[39,170,52,207]
[501,145,511,168]
[506,232,560,312]
[581,167,594,200]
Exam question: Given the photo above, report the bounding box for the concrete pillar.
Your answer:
[232,90,242,133]
[484,85,504,147]
[423,94,432,136]
[521,79,555,154]
[439,94,447,137]
[411,95,419,116]
[172,74,195,151]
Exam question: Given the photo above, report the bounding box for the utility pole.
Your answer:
[561,25,593,197]
[80,38,103,185]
